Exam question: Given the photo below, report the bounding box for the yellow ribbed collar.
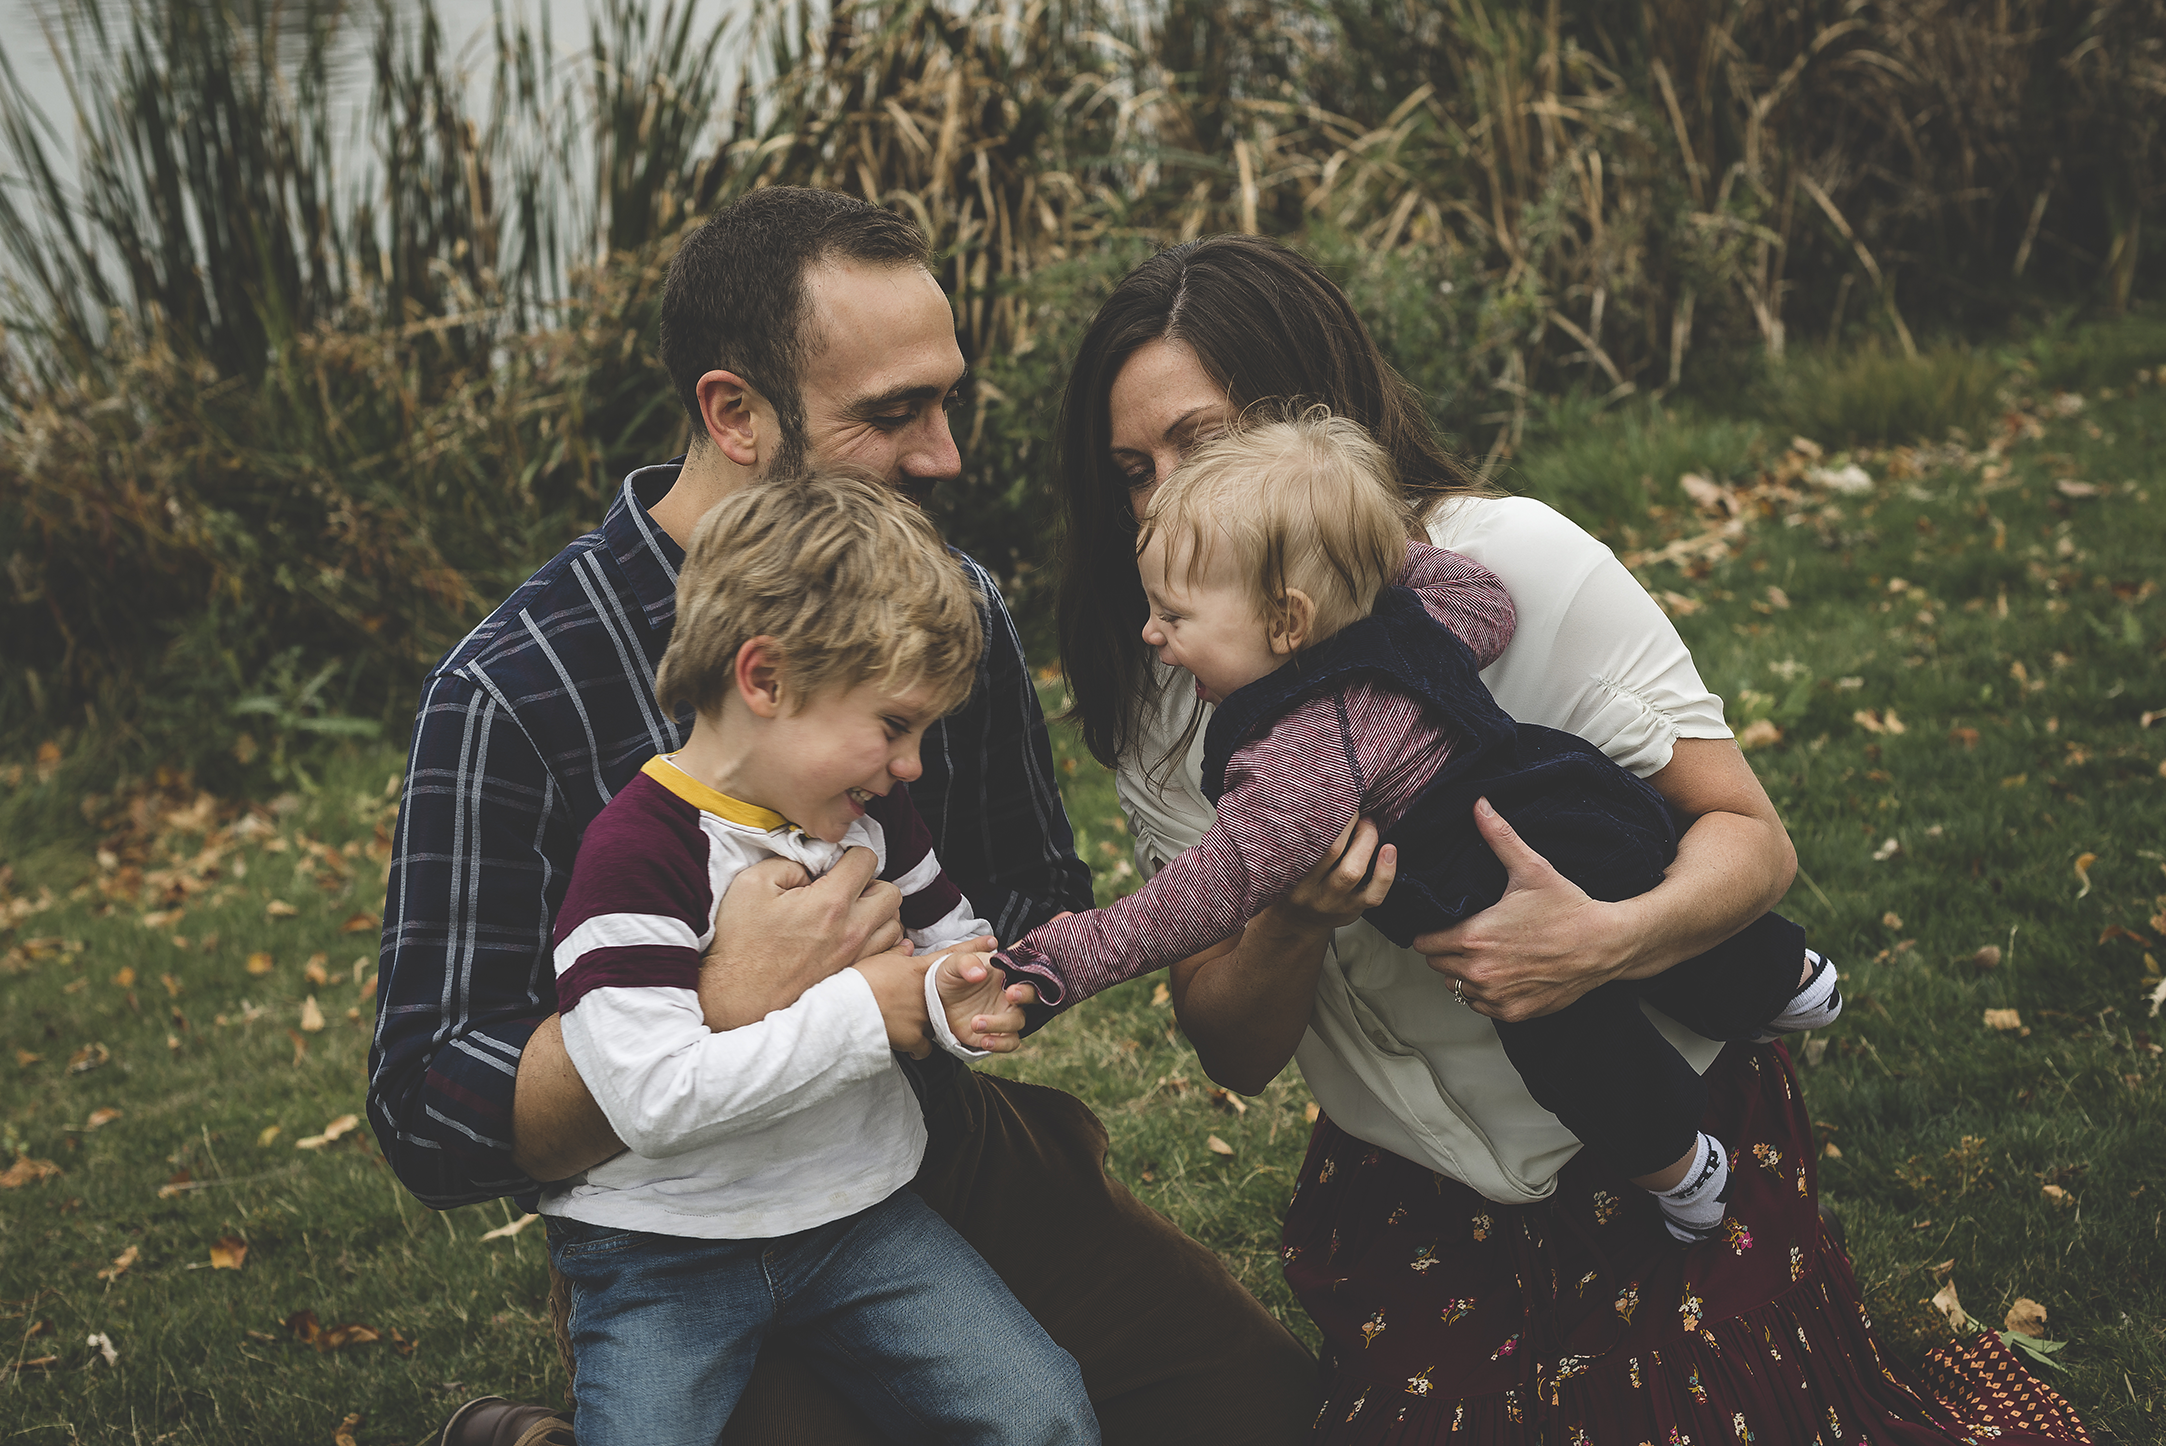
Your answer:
[641,755,790,832]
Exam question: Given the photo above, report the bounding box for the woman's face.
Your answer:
[1107,339,1232,524]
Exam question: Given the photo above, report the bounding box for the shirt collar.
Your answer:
[604,460,689,629]
[641,756,791,832]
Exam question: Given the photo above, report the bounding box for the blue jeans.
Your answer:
[546,1188,1100,1446]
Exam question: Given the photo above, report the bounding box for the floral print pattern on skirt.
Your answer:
[1284,1042,2091,1444]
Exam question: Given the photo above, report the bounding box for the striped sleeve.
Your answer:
[1400,541,1517,668]
[866,786,994,954]
[368,670,562,1208]
[999,699,1363,1006]
[553,778,898,1158]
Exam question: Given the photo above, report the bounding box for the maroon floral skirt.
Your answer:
[1282,1042,2090,1444]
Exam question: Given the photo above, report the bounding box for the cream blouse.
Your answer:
[1113,495,1736,1203]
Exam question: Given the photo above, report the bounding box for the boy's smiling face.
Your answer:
[1137,531,1289,707]
[755,676,942,844]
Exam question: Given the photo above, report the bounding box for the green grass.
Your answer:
[5,326,2165,1441]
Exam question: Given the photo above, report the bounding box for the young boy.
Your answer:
[540,471,1098,1445]
[997,412,1839,1242]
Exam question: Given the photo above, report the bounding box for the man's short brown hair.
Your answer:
[659,188,932,454]
[1140,408,1416,645]
[655,471,983,720]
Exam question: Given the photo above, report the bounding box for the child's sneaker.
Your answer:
[1753,948,1842,1042]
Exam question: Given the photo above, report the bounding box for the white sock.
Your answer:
[1654,1133,1730,1242]
[1756,949,1842,1040]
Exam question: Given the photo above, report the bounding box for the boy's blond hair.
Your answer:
[656,470,983,719]
[1140,408,1416,645]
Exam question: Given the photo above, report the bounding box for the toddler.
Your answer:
[541,471,1098,1444]
[998,412,1839,1240]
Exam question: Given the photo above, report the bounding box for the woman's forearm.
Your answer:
[1608,804,1796,981]
[1170,911,1333,1095]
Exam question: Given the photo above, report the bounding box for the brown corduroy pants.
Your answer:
[550,1064,1318,1444]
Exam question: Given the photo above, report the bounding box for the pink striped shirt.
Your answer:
[1004,542,1514,1006]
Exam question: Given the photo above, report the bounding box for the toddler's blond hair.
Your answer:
[656,470,983,719]
[1140,408,1416,645]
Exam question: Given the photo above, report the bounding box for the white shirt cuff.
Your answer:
[923,954,992,1061]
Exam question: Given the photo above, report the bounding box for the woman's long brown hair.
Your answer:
[1054,234,1486,770]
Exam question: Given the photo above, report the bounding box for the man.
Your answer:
[369,187,1316,1446]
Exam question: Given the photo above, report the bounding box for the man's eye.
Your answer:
[870,413,912,431]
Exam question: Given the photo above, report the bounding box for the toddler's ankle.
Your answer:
[1754,948,1842,1042]
[1651,1132,1730,1243]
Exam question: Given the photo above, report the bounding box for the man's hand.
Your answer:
[1414,798,1621,1022]
[697,847,905,1029]
[851,949,937,1058]
[931,942,1033,1053]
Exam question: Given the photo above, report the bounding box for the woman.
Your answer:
[1053,235,2088,1443]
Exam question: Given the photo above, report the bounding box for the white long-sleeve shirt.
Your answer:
[539,756,988,1238]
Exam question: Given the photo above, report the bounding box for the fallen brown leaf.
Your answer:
[334,1412,363,1446]
[161,973,182,996]
[265,900,299,918]
[8,1356,59,1374]
[112,967,135,989]
[287,1029,309,1065]
[479,1213,540,1241]
[1303,1102,1321,1123]
[97,1245,139,1281]
[67,1043,110,1073]
[340,912,379,935]
[303,954,330,987]
[2074,852,2098,899]
[1824,1142,1843,1159]
[85,1107,122,1130]
[258,1125,282,1147]
[15,1049,41,1067]
[1984,1009,2024,1032]
[0,1156,61,1189]
[299,997,326,1033]
[1208,1088,1249,1116]
[2005,1297,2048,1338]
[1969,946,2003,971]
[1204,1134,1234,1157]
[1948,726,1980,750]
[209,1236,248,1270]
[2042,1184,2073,1207]
[1882,911,1905,931]
[246,952,275,976]
[296,1114,360,1150]
[1929,1278,1972,1332]
[1736,719,1782,750]
[1149,982,1170,1006]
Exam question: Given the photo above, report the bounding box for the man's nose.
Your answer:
[902,410,962,482]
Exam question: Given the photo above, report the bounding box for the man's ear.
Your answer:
[1271,590,1315,656]
[734,637,786,718]
[695,369,767,469]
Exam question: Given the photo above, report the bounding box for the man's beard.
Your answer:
[761,424,810,482]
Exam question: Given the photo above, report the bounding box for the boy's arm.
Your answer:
[997,706,1364,1008]
[912,556,1093,940]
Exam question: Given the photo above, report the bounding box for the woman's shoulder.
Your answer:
[1427,493,1614,568]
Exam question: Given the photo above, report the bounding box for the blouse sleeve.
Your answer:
[1430,495,1730,778]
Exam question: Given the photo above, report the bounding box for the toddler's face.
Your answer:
[1137,532,1286,707]
[760,677,941,843]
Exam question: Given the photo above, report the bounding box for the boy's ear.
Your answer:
[734,637,786,717]
[1271,590,1315,656]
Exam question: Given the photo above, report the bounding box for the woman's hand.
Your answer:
[1414,798,1627,1022]
[1171,815,1396,1093]
[1419,739,1798,1023]
[1276,815,1398,931]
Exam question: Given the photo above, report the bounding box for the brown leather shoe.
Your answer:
[438,1396,575,1446]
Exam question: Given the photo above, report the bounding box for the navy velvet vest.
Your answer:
[1200,585,1681,948]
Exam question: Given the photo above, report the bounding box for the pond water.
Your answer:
[0,0,736,178]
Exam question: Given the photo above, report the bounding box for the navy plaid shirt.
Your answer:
[367,462,1090,1209]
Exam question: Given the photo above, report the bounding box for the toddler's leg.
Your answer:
[774,1188,1100,1446]
[546,1218,771,1446]
[1638,911,1810,1039]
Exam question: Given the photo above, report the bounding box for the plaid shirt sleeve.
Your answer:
[913,556,1092,943]
[368,667,576,1209]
